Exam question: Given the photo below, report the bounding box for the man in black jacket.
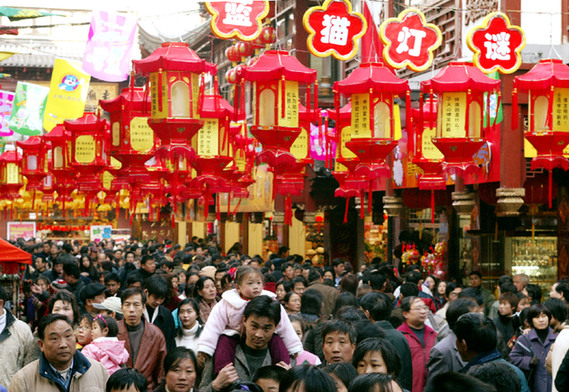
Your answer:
[142,274,176,352]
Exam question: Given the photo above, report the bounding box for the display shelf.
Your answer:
[506,236,557,294]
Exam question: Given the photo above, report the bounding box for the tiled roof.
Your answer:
[0,39,84,68]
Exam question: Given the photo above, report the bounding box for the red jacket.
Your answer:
[397,322,437,392]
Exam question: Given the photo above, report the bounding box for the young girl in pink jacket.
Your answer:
[82,315,129,374]
[197,266,303,374]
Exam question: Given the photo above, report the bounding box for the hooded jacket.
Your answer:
[81,337,130,375]
[197,289,302,357]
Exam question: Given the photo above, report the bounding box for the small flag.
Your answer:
[9,82,49,136]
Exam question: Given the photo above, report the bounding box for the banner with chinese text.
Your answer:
[9,82,49,136]
[7,221,36,241]
[83,10,137,82]
[43,59,90,132]
[0,90,15,137]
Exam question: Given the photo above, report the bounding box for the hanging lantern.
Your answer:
[133,42,217,218]
[65,113,109,215]
[43,124,77,212]
[226,45,241,65]
[411,89,446,223]
[241,50,317,225]
[513,59,569,208]
[428,61,500,175]
[332,62,410,220]
[16,136,50,191]
[0,150,23,201]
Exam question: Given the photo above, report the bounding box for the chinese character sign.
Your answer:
[206,0,269,41]
[83,10,137,82]
[43,59,91,132]
[9,82,49,136]
[303,0,366,61]
[467,12,525,74]
[379,8,442,72]
[0,90,15,137]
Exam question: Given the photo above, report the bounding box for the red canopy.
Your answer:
[242,50,317,83]
[429,61,500,93]
[0,237,32,274]
[133,42,217,75]
[199,95,234,119]
[335,62,408,95]
[514,59,569,91]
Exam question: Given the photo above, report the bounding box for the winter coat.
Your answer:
[397,322,437,392]
[197,289,302,357]
[552,326,569,392]
[427,331,466,381]
[0,311,36,388]
[175,322,202,354]
[117,319,167,390]
[375,320,413,392]
[81,337,130,375]
[510,328,557,392]
[8,351,108,392]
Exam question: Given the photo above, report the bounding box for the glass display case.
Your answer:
[505,236,557,294]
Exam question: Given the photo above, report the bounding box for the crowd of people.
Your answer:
[1,236,569,392]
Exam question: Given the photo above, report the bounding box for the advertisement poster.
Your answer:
[7,221,36,241]
[90,225,112,242]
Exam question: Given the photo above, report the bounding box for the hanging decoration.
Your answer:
[513,59,569,208]
[303,0,367,61]
[467,12,526,74]
[206,0,270,41]
[8,82,49,136]
[379,8,442,72]
[0,90,15,137]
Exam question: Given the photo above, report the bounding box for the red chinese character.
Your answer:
[467,12,525,74]
[206,0,269,41]
[379,8,442,72]
[303,0,366,61]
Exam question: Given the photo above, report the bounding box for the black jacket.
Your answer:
[146,305,176,353]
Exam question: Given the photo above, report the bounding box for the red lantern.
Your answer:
[411,91,446,223]
[242,50,317,224]
[513,59,569,208]
[428,62,500,176]
[65,113,109,214]
[226,45,241,64]
[16,136,50,191]
[43,124,76,211]
[0,150,23,201]
[332,62,410,220]
[236,42,254,60]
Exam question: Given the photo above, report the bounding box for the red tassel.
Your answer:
[232,198,242,216]
[429,90,434,130]
[149,203,154,222]
[465,89,471,137]
[314,80,319,118]
[158,68,163,113]
[281,76,286,119]
[216,193,221,222]
[344,197,350,224]
[157,205,161,221]
[405,90,411,135]
[171,214,176,228]
[512,88,518,131]
[368,181,373,215]
[431,189,435,224]
[360,189,365,220]
[549,169,553,209]
[307,82,311,116]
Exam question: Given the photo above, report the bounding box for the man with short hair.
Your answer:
[455,313,529,392]
[8,314,108,392]
[117,288,166,390]
[198,296,283,392]
[42,257,64,283]
[104,272,122,298]
[0,286,35,388]
[321,319,356,364]
[360,292,413,391]
[306,268,338,319]
[79,283,107,316]
[427,298,479,382]
[142,275,176,352]
[139,255,156,282]
[469,271,495,316]
[332,259,345,286]
[513,273,529,293]
[61,261,85,300]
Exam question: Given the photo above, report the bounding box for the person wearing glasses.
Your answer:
[397,296,438,392]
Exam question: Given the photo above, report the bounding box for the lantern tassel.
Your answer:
[368,181,373,215]
[405,90,411,134]
[549,169,553,209]
[429,90,434,130]
[32,188,36,210]
[512,88,518,131]
[465,89,471,137]
[233,84,240,121]
[360,189,365,220]
[240,82,246,121]
[149,202,154,222]
[314,80,319,117]
[281,76,286,119]
[547,86,554,130]
[431,189,435,224]
[307,81,311,116]
[158,68,163,113]
[157,205,161,221]
[232,197,242,216]
[285,195,292,226]
[216,193,221,222]
[227,192,231,217]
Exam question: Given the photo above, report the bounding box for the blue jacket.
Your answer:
[461,349,530,392]
[38,351,91,392]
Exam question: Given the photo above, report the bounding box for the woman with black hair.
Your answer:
[352,338,402,381]
[175,298,203,355]
[279,364,336,392]
[153,347,199,392]
[193,276,218,324]
[510,303,557,392]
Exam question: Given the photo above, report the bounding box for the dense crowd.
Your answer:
[1,236,569,392]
